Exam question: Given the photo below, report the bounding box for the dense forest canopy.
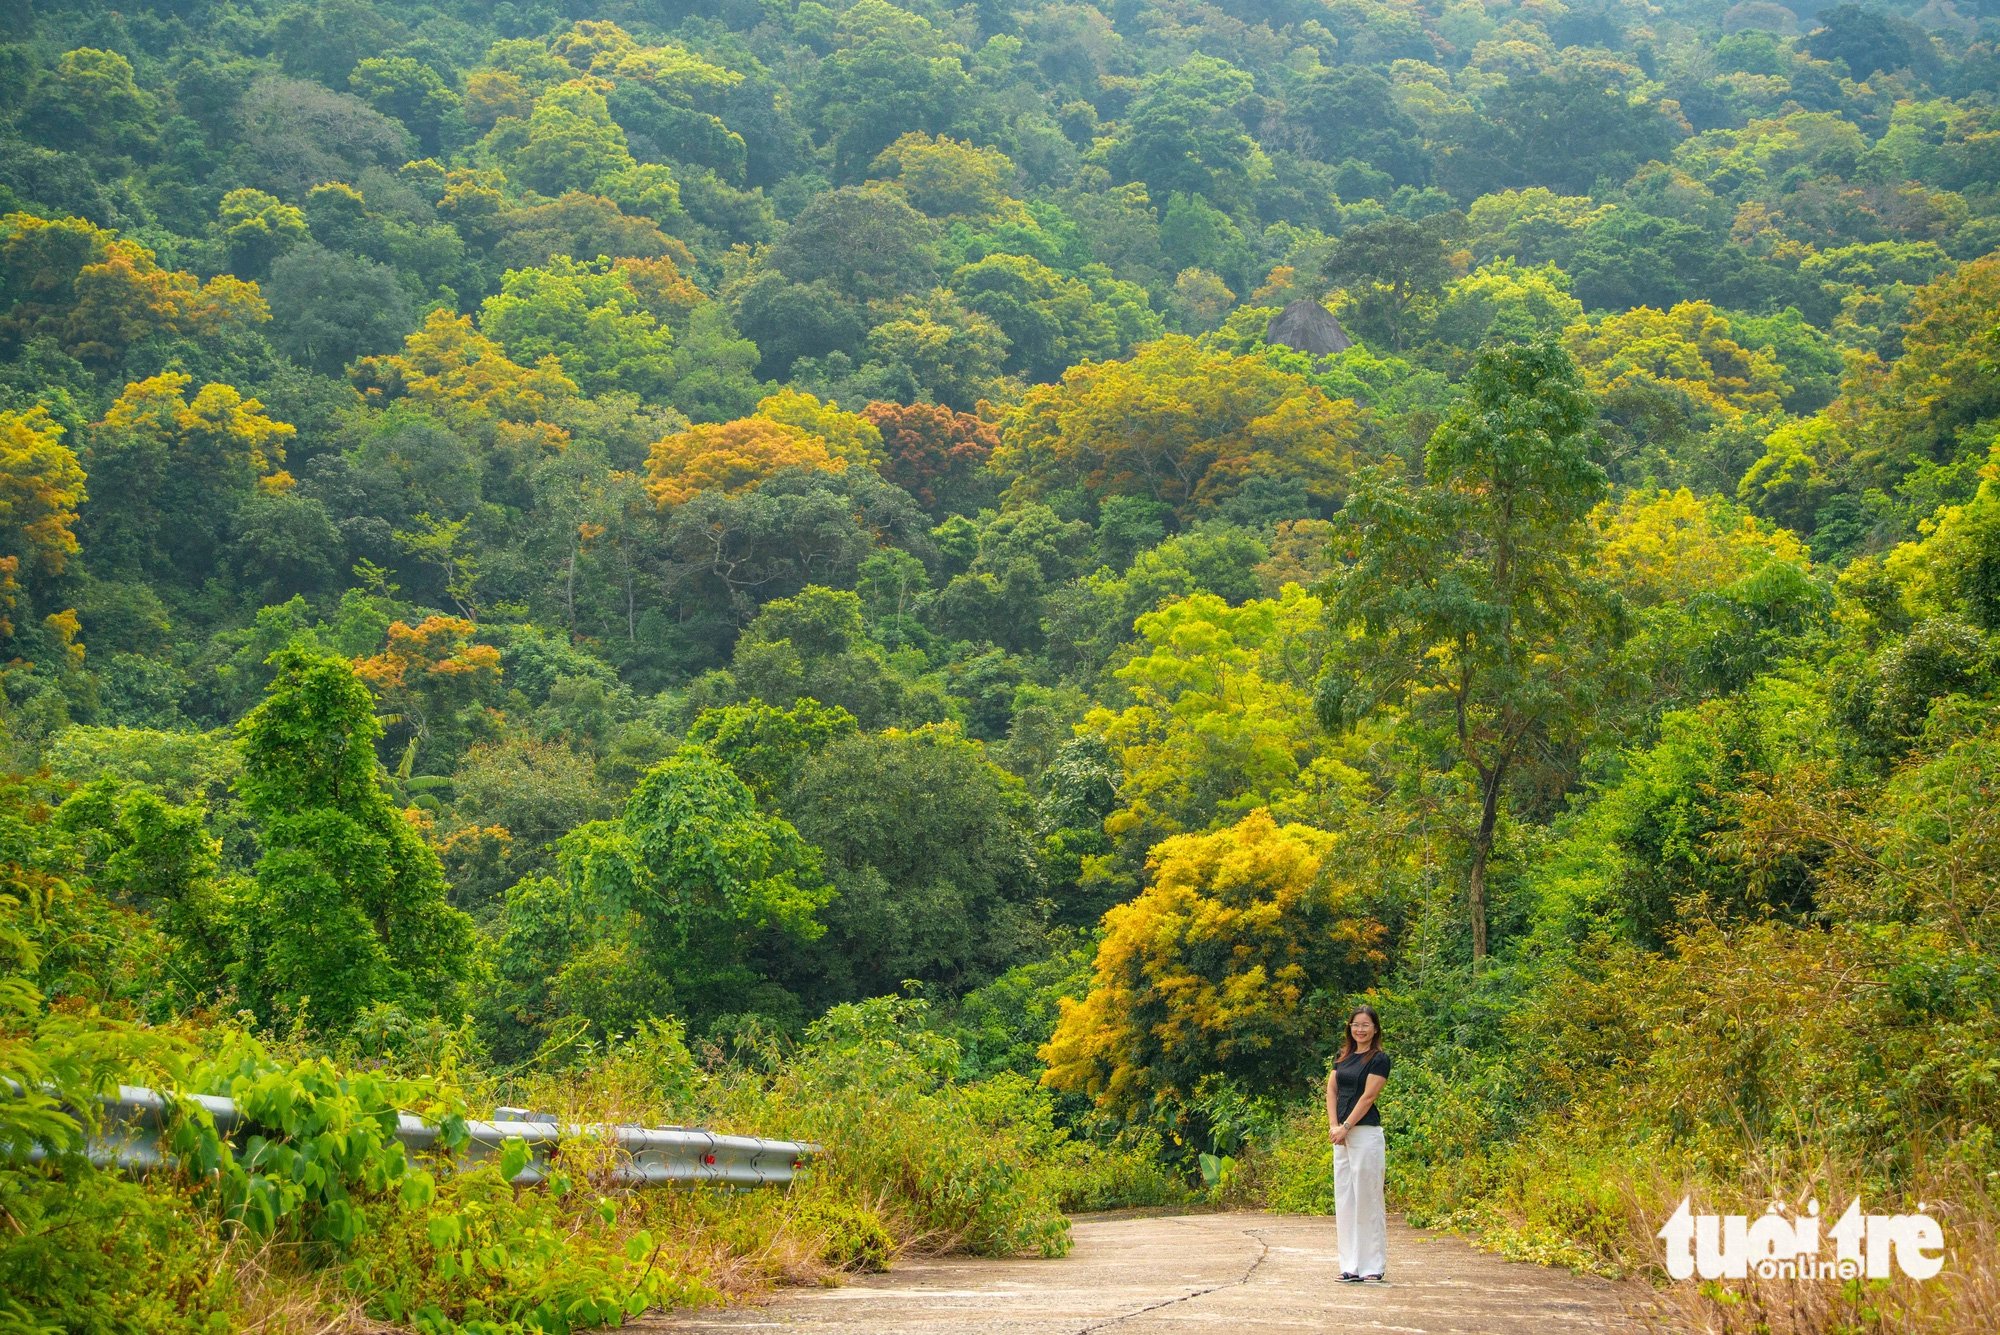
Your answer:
[1,0,1999,1329]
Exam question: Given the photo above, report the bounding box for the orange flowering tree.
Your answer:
[0,212,268,366]
[862,400,999,517]
[354,616,505,775]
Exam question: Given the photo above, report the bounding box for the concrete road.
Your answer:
[639,1211,1655,1333]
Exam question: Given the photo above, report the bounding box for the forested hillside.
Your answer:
[1,0,1997,1329]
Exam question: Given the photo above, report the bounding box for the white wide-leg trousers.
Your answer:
[1333,1125,1387,1277]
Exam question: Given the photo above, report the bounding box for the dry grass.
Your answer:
[1631,1162,1999,1335]
[222,1237,368,1335]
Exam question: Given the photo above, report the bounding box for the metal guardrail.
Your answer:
[41,1084,816,1189]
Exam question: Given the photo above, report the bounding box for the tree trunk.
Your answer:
[1467,764,1505,962]
[564,542,577,631]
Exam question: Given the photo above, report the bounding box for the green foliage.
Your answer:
[479,256,676,400]
[0,1169,235,1335]
[1317,340,1621,958]
[234,646,474,1033]
[784,1196,896,1272]
[773,725,1044,1008]
[720,997,1072,1257]
[3,0,2000,1328]
[687,697,859,805]
[486,744,829,1052]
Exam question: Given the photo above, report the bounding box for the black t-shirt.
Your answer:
[1333,1049,1391,1127]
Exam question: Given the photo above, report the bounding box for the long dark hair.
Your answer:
[1337,1004,1383,1061]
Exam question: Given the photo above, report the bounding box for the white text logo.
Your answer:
[1657,1196,1944,1281]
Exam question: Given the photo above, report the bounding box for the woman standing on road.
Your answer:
[1327,1004,1391,1283]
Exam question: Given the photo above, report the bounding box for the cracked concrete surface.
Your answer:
[637,1211,1656,1333]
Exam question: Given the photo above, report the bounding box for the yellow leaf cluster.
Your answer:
[643,417,850,507]
[352,308,578,449]
[1566,301,1789,424]
[100,372,296,484]
[869,131,1025,222]
[0,406,86,636]
[999,336,1368,520]
[1593,487,1807,607]
[752,388,883,465]
[1041,809,1384,1120]
[1085,587,1329,855]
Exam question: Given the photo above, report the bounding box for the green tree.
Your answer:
[1437,72,1683,199]
[772,726,1043,1008]
[235,75,416,198]
[1273,66,1429,185]
[233,647,474,1032]
[653,470,936,676]
[666,303,764,422]
[1319,214,1462,351]
[1316,340,1622,960]
[870,132,1019,220]
[1100,56,1261,213]
[350,56,462,155]
[82,374,296,588]
[1086,587,1329,885]
[20,49,156,155]
[1158,193,1249,287]
[688,697,859,805]
[766,186,941,304]
[928,503,1093,654]
[948,252,1114,381]
[489,745,829,1045]
[808,0,973,178]
[478,254,675,399]
[1805,4,1919,78]
[264,244,415,374]
[495,79,636,198]
[729,586,945,728]
[214,188,309,280]
[53,779,233,1008]
[1429,260,1583,356]
[731,271,866,379]
[856,294,1010,411]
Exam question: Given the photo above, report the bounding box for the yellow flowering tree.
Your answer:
[84,373,295,582]
[751,388,884,465]
[1040,809,1386,1126]
[1594,487,1808,608]
[0,407,85,640]
[643,417,850,507]
[998,337,1370,522]
[1081,587,1333,887]
[1566,301,1790,425]
[351,308,579,454]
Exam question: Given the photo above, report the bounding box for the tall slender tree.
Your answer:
[1315,340,1623,959]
